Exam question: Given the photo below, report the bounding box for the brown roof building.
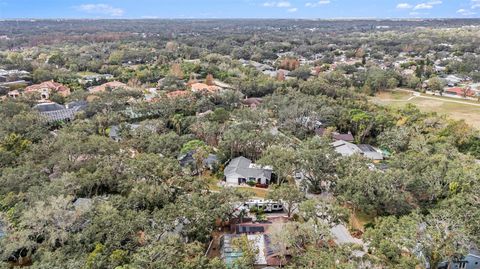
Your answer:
[166,90,192,98]
[190,82,221,94]
[24,80,71,100]
[89,81,130,93]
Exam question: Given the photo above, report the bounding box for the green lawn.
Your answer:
[371,90,480,129]
[204,174,270,198]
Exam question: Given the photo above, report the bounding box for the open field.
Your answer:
[371,90,480,129]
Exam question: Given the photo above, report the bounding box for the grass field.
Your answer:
[371,90,480,129]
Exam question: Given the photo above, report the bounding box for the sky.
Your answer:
[0,0,479,19]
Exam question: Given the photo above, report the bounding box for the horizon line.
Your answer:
[1,17,480,21]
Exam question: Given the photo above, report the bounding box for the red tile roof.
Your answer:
[445,87,475,97]
[89,81,129,93]
[166,90,191,98]
[24,80,70,97]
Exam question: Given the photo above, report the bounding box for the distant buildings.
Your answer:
[0,69,30,92]
[78,73,114,85]
[189,82,222,93]
[88,81,130,93]
[241,97,263,109]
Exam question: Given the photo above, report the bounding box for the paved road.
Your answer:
[391,88,480,107]
[413,95,480,107]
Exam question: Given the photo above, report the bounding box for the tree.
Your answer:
[299,199,349,227]
[170,63,184,79]
[258,145,298,184]
[365,212,470,269]
[267,184,305,218]
[428,77,445,94]
[205,74,215,86]
[290,66,312,80]
[297,138,340,194]
[269,219,332,263]
[232,235,258,269]
[181,140,207,154]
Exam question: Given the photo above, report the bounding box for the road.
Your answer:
[396,88,480,107]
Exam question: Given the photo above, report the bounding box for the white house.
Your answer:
[223,156,272,185]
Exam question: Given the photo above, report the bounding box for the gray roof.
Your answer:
[358,144,384,160]
[33,102,85,123]
[224,156,272,180]
[73,198,93,210]
[332,140,362,156]
[33,102,65,112]
[331,224,363,245]
[332,140,383,160]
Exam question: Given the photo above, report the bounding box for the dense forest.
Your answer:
[0,19,480,269]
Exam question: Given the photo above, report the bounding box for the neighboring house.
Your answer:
[224,156,272,185]
[470,83,480,92]
[189,82,221,93]
[241,97,263,109]
[437,252,480,269]
[444,87,477,98]
[33,101,85,123]
[0,80,29,91]
[444,75,463,87]
[7,90,20,99]
[73,198,93,211]
[332,140,363,156]
[315,127,354,142]
[24,80,71,100]
[358,144,384,160]
[332,140,383,160]
[166,90,191,99]
[89,81,129,93]
[178,150,219,171]
[78,73,114,84]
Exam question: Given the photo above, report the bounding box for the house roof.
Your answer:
[24,80,70,96]
[89,81,129,93]
[332,140,362,156]
[224,156,271,180]
[242,98,263,107]
[33,102,85,123]
[332,140,383,160]
[316,128,354,142]
[178,150,219,168]
[33,102,66,112]
[167,90,191,98]
[73,198,93,210]
[444,87,476,97]
[190,82,221,93]
[358,144,384,160]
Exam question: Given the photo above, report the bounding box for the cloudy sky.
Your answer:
[0,0,479,19]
